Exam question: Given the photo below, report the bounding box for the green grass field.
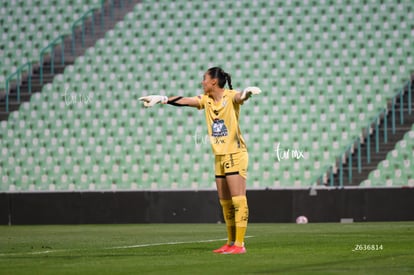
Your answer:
[0,222,413,274]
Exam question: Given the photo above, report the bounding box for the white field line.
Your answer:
[109,236,253,249]
[109,238,229,249]
[28,250,56,255]
[0,236,254,257]
[0,249,67,257]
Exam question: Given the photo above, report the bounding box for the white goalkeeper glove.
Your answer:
[240,86,262,100]
[138,95,168,108]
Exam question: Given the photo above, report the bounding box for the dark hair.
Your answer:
[207,67,233,90]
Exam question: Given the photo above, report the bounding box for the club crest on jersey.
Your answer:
[212,119,228,137]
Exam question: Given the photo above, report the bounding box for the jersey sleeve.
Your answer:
[193,94,206,110]
[229,90,242,105]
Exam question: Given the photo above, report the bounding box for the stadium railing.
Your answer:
[319,78,413,187]
[4,63,32,113]
[39,36,65,85]
[71,9,96,55]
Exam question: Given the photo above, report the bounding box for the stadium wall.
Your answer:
[0,188,413,225]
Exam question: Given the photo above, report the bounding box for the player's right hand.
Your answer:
[138,95,168,108]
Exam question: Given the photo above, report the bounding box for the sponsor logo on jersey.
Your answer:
[212,119,228,137]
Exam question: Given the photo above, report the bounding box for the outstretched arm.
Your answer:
[166,96,199,108]
[234,86,262,104]
[139,95,199,108]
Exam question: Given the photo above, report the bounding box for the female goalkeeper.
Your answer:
[139,67,261,254]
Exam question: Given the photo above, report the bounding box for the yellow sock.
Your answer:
[235,227,247,247]
[232,196,249,247]
[219,199,235,245]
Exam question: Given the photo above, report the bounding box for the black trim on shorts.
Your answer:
[225,171,240,176]
[215,175,226,179]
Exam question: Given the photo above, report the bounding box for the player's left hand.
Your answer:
[240,86,262,100]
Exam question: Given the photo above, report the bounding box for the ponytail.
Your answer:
[225,72,233,90]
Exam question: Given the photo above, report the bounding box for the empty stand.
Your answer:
[1,0,413,191]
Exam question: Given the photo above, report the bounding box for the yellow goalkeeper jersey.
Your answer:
[194,89,247,155]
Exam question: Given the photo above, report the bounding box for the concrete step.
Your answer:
[329,79,414,186]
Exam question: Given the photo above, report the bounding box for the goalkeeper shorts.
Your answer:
[215,149,248,179]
